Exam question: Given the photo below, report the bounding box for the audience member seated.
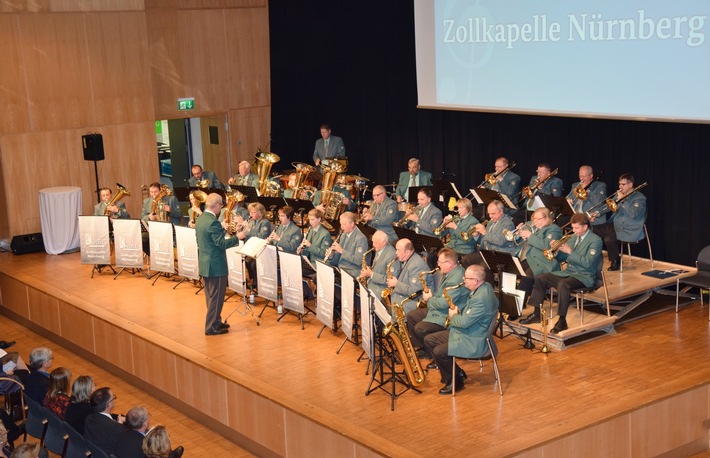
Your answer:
[84,387,126,456]
[43,367,71,419]
[0,421,9,457]
[22,347,53,404]
[65,375,95,434]
[143,425,184,458]
[9,442,47,458]
[115,405,151,458]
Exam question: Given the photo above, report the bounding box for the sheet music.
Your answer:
[532,195,545,210]
[301,255,316,272]
[511,257,525,276]
[500,193,517,210]
[449,182,463,199]
[501,272,526,315]
[470,188,485,205]
[237,236,267,258]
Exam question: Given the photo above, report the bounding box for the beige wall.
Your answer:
[0,0,270,239]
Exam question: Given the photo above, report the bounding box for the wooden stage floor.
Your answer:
[0,251,708,457]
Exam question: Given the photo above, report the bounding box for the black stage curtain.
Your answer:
[269,1,710,265]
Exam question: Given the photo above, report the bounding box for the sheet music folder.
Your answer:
[471,187,517,211]
[479,250,525,277]
[237,237,267,259]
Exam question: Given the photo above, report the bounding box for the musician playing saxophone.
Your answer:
[402,188,442,237]
[520,213,602,334]
[141,182,180,226]
[298,209,332,265]
[94,187,130,219]
[387,238,432,316]
[358,230,399,299]
[406,248,465,369]
[443,198,479,256]
[329,212,368,278]
[267,206,303,254]
[363,185,398,242]
[423,264,498,395]
[591,173,647,271]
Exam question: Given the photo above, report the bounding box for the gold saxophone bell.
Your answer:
[381,290,426,386]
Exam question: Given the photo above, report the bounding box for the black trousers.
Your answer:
[529,273,584,319]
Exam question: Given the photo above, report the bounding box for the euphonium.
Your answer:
[104,183,130,216]
[356,247,376,287]
[195,178,210,189]
[150,184,173,222]
[416,267,440,308]
[443,282,466,329]
[433,214,460,236]
[543,232,573,261]
[323,230,343,263]
[382,291,426,387]
[189,190,208,225]
[605,182,648,213]
[461,220,488,241]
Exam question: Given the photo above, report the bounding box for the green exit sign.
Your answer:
[177,97,195,111]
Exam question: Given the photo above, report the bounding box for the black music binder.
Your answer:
[392,226,444,254]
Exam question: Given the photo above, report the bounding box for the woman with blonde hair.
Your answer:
[142,426,184,458]
[64,375,95,434]
[43,367,71,419]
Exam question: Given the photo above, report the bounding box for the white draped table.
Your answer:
[39,186,82,254]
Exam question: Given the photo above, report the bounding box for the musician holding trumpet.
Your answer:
[329,212,368,278]
[591,173,647,271]
[402,188,442,237]
[363,185,398,243]
[520,213,602,333]
[440,198,479,256]
[236,202,272,293]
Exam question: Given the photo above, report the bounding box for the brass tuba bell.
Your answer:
[104,183,130,216]
[254,151,281,196]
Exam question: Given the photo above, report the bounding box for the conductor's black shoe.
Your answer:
[520,313,540,325]
[0,340,15,350]
[217,322,230,329]
[172,446,185,458]
[607,259,621,271]
[426,361,438,370]
[551,318,568,334]
[205,327,228,336]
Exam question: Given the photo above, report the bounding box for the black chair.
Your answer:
[0,376,26,423]
[63,420,92,458]
[451,316,502,397]
[22,393,48,444]
[85,437,111,458]
[41,406,69,457]
[676,245,710,320]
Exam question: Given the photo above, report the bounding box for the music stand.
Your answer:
[539,195,575,221]
[224,251,260,327]
[478,250,532,346]
[284,198,315,228]
[471,187,517,211]
[406,185,426,204]
[257,196,287,222]
[230,185,259,203]
[432,178,462,206]
[392,226,444,254]
[357,224,377,243]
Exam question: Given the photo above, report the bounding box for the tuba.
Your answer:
[543,232,573,261]
[104,183,130,216]
[189,190,208,225]
[382,291,426,387]
[443,282,466,329]
[254,151,281,196]
[319,159,348,220]
[150,184,173,222]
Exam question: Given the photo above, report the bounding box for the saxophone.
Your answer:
[383,257,398,294]
[356,247,375,288]
[443,282,466,329]
[381,291,425,386]
[323,230,343,263]
[416,267,440,308]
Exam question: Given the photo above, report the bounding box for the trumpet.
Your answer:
[461,220,488,242]
[433,214,459,236]
[503,223,532,242]
[522,168,559,200]
[443,282,466,329]
[481,161,517,187]
[323,230,343,263]
[296,228,311,255]
[229,217,252,236]
[543,232,573,261]
[394,205,421,227]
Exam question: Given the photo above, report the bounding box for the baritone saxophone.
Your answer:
[381,290,425,387]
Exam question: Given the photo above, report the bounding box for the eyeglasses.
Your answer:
[373,192,384,197]
[464,277,478,280]
[110,395,117,402]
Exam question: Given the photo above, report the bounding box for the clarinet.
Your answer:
[323,230,343,263]
[296,228,311,255]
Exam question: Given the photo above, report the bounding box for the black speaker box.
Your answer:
[82,133,104,161]
[11,233,45,255]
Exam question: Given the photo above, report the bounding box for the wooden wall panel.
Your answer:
[0,15,31,134]
[0,1,51,13]
[27,287,61,334]
[93,319,136,375]
[84,12,155,126]
[19,14,95,131]
[57,302,96,351]
[228,106,271,168]
[146,8,185,118]
[200,114,229,178]
[226,380,286,455]
[175,358,230,423]
[50,0,145,12]
[224,7,270,109]
[0,274,29,318]
[132,337,178,396]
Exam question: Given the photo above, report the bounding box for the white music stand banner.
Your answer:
[256,244,278,303]
[78,216,110,265]
[227,245,246,296]
[148,221,174,274]
[316,261,336,330]
[359,283,373,360]
[280,251,304,314]
[112,219,143,268]
[174,226,199,280]
[340,270,355,340]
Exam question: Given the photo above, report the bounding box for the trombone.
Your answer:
[572,170,604,202]
[519,168,559,203]
[606,182,648,213]
[479,161,517,187]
